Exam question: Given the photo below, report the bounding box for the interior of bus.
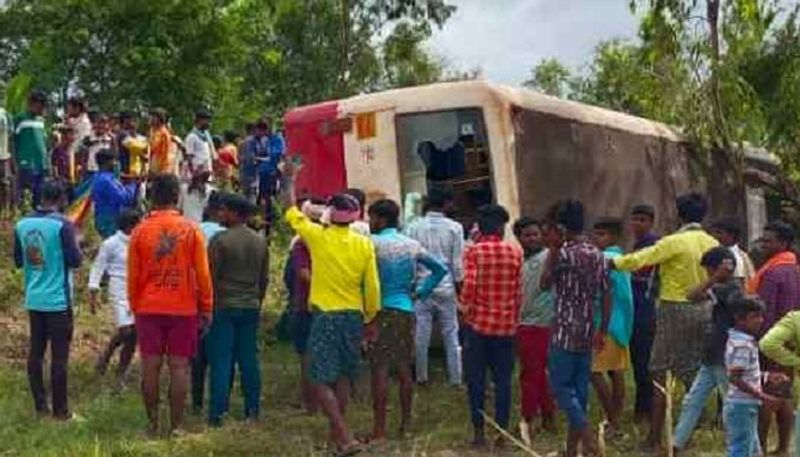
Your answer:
[394,108,493,234]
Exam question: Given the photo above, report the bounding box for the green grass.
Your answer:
[0,221,729,457]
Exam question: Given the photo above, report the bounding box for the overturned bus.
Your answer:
[284,80,777,243]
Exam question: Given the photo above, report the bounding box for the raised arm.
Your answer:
[280,160,324,243]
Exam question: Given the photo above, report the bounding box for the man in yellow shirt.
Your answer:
[612,192,718,452]
[280,158,380,457]
[760,310,800,457]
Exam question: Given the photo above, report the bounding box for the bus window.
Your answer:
[395,108,492,232]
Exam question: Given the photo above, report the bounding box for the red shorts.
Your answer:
[135,314,198,358]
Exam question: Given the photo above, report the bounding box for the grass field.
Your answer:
[0,220,729,457]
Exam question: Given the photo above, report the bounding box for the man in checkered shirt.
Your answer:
[459,204,523,449]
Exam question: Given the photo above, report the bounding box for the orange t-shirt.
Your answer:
[128,209,213,316]
[215,144,239,179]
[149,126,173,174]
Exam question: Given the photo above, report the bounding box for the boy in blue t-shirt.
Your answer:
[13,180,82,419]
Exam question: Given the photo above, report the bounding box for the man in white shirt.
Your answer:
[0,104,12,213]
[89,208,142,385]
[79,113,114,175]
[710,217,756,285]
[185,110,216,179]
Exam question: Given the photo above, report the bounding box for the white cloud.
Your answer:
[429,0,639,84]
[429,0,795,85]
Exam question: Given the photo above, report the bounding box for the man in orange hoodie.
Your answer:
[128,173,213,436]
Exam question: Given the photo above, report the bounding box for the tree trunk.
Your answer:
[339,0,351,92]
[707,0,728,149]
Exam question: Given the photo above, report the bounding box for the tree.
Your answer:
[0,0,245,129]
[231,0,454,116]
[524,1,799,220]
[0,0,456,129]
[523,58,572,98]
[381,22,443,89]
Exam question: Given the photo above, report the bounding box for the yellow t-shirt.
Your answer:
[284,206,380,321]
[614,225,719,303]
[123,135,148,176]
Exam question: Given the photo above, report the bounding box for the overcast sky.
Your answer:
[428,0,640,85]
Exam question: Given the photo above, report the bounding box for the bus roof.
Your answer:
[286,79,683,141]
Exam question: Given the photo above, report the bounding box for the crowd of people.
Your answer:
[7,89,800,457]
[0,91,285,231]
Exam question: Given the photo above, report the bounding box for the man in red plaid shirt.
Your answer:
[460,204,523,449]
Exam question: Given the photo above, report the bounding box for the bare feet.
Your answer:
[519,420,533,447]
[335,441,364,457]
[356,432,387,447]
[639,436,663,454]
[398,422,412,439]
[580,427,600,457]
[144,422,159,439]
[471,430,487,450]
[542,414,557,433]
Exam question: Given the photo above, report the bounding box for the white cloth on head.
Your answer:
[88,231,134,327]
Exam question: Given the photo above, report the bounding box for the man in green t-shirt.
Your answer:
[13,90,48,208]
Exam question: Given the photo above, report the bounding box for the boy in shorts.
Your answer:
[363,199,446,443]
[590,218,633,434]
[89,208,142,387]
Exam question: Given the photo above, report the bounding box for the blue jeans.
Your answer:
[548,347,591,430]
[724,401,761,457]
[415,293,462,384]
[795,411,800,457]
[674,364,728,449]
[206,308,261,424]
[463,327,514,431]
